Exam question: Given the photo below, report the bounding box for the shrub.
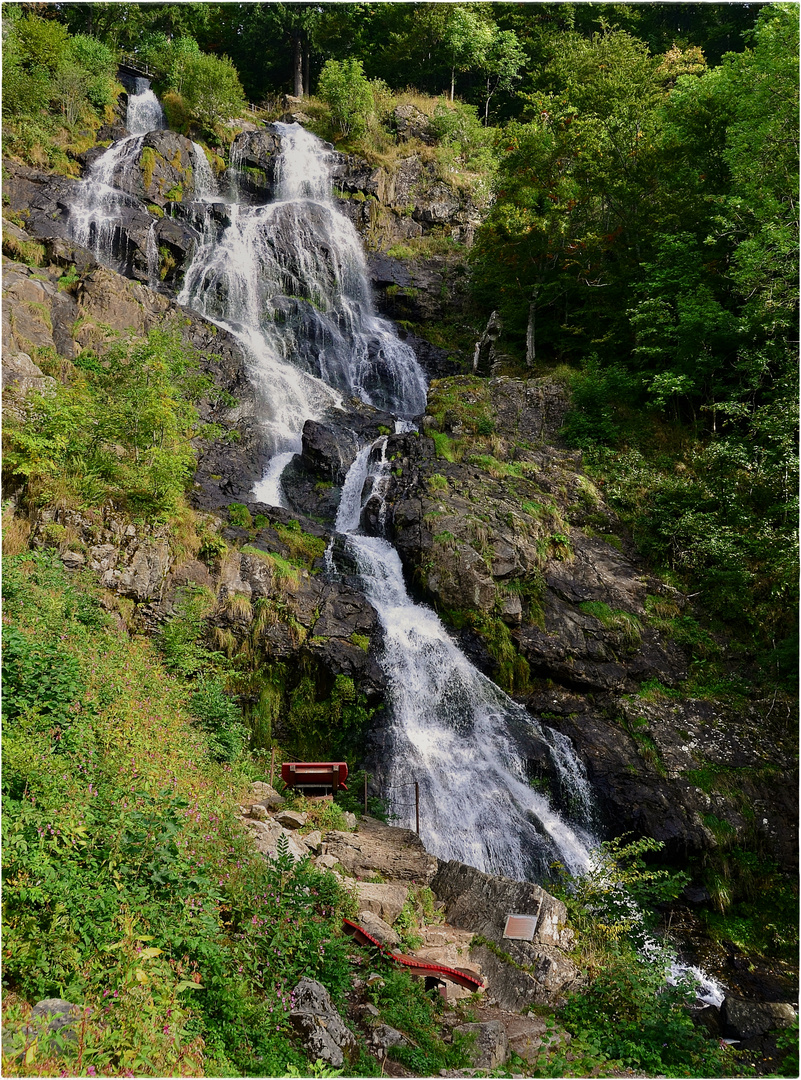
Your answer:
[317,59,374,136]
[2,328,223,520]
[180,52,246,131]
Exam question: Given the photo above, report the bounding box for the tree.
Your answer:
[317,58,374,136]
[181,52,245,131]
[441,6,493,101]
[479,27,526,123]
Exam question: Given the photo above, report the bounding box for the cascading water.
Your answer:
[334,440,597,880]
[180,124,428,423]
[177,122,428,504]
[69,80,163,268]
[126,78,165,135]
[64,100,724,1002]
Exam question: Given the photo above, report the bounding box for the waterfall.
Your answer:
[191,142,217,201]
[59,114,726,1005]
[63,113,604,880]
[126,81,165,135]
[180,124,428,424]
[69,82,164,267]
[176,122,599,878]
[334,440,598,880]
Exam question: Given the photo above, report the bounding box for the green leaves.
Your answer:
[3,328,222,520]
[317,58,374,136]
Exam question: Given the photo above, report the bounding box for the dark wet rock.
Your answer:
[301,419,363,485]
[280,405,398,527]
[722,996,797,1040]
[229,128,282,203]
[108,130,199,208]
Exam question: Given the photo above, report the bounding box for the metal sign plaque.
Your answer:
[503,914,538,940]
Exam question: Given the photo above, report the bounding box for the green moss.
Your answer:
[140,146,157,189]
[272,520,327,566]
[349,633,370,653]
[579,601,642,648]
[427,473,448,493]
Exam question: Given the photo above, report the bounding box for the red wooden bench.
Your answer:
[281,761,349,792]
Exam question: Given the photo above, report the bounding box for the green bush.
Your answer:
[180,51,246,131]
[317,59,374,136]
[3,329,223,521]
[188,674,246,763]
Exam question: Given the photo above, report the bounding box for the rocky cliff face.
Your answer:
[4,124,475,362]
[370,376,798,873]
[4,119,796,877]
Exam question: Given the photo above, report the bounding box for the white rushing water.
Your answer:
[69,81,163,267]
[176,124,428,491]
[126,79,164,135]
[334,439,598,879]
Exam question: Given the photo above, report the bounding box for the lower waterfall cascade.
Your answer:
[57,89,732,1003]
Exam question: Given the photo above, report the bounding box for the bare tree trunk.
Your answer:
[450,67,455,101]
[526,289,537,367]
[293,34,303,97]
[303,47,310,101]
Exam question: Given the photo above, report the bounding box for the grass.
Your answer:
[579,601,642,648]
[1,549,452,1076]
[2,228,46,267]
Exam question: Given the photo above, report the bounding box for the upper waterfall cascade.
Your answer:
[65,100,601,881]
[126,80,165,135]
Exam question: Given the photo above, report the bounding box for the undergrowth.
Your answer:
[0,551,362,1076]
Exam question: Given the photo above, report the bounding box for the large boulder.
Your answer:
[453,1021,508,1070]
[722,996,797,1040]
[289,978,356,1069]
[228,128,282,203]
[323,818,438,883]
[431,860,580,1010]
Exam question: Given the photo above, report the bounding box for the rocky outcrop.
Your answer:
[289,978,357,1069]
[324,817,438,884]
[229,128,282,202]
[373,374,798,869]
[722,996,797,1040]
[453,1020,508,1070]
[431,860,580,1010]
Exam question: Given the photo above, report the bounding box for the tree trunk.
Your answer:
[293,34,303,97]
[450,67,455,102]
[525,290,537,367]
[303,46,310,101]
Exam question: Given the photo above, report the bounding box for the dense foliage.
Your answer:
[471,4,798,680]
[2,7,120,172]
[1,552,347,1074]
[546,838,744,1078]
[3,329,222,520]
